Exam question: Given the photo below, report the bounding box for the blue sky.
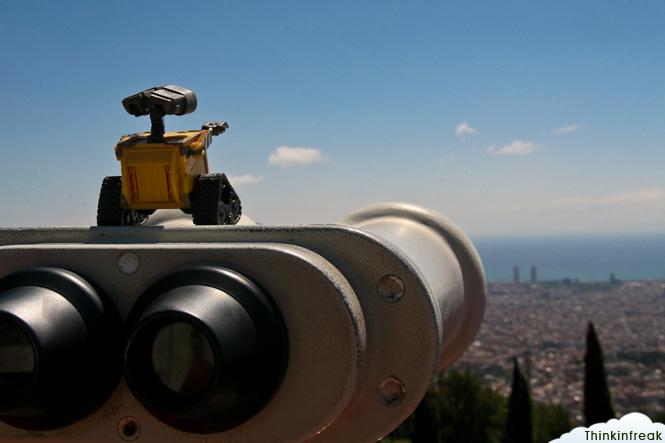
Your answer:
[0,1,664,235]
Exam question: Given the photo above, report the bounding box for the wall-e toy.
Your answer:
[97,85,241,226]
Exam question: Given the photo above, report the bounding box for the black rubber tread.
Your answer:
[97,176,123,226]
[190,174,243,225]
[97,176,150,226]
[221,174,242,225]
[191,174,224,225]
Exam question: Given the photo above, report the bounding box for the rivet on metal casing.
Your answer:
[377,275,405,303]
[117,252,140,274]
[378,375,407,407]
[117,416,141,441]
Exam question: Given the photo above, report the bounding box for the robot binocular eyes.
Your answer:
[122,85,197,117]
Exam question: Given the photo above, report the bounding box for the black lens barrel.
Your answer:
[0,268,121,430]
[0,266,287,433]
[124,266,288,434]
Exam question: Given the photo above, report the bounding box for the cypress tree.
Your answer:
[412,391,439,443]
[437,370,505,443]
[533,402,572,443]
[503,357,533,443]
[584,322,615,425]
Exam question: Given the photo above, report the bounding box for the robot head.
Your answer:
[122,85,197,117]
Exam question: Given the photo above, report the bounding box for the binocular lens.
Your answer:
[151,321,215,396]
[0,319,35,400]
[124,266,288,433]
[0,268,121,430]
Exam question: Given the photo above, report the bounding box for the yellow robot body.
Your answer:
[115,129,211,210]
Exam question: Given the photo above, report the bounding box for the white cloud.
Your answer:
[555,188,665,209]
[455,122,477,141]
[487,140,537,156]
[227,174,264,186]
[268,146,328,168]
[553,123,584,135]
[551,412,664,443]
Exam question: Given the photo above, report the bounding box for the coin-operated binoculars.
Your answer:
[0,202,485,442]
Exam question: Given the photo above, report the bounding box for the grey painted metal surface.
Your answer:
[0,203,486,443]
[343,202,487,371]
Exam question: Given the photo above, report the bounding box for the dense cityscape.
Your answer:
[454,272,665,423]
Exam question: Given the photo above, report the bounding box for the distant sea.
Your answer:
[471,234,665,283]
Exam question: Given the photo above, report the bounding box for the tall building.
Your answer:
[513,266,520,284]
[530,266,537,283]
